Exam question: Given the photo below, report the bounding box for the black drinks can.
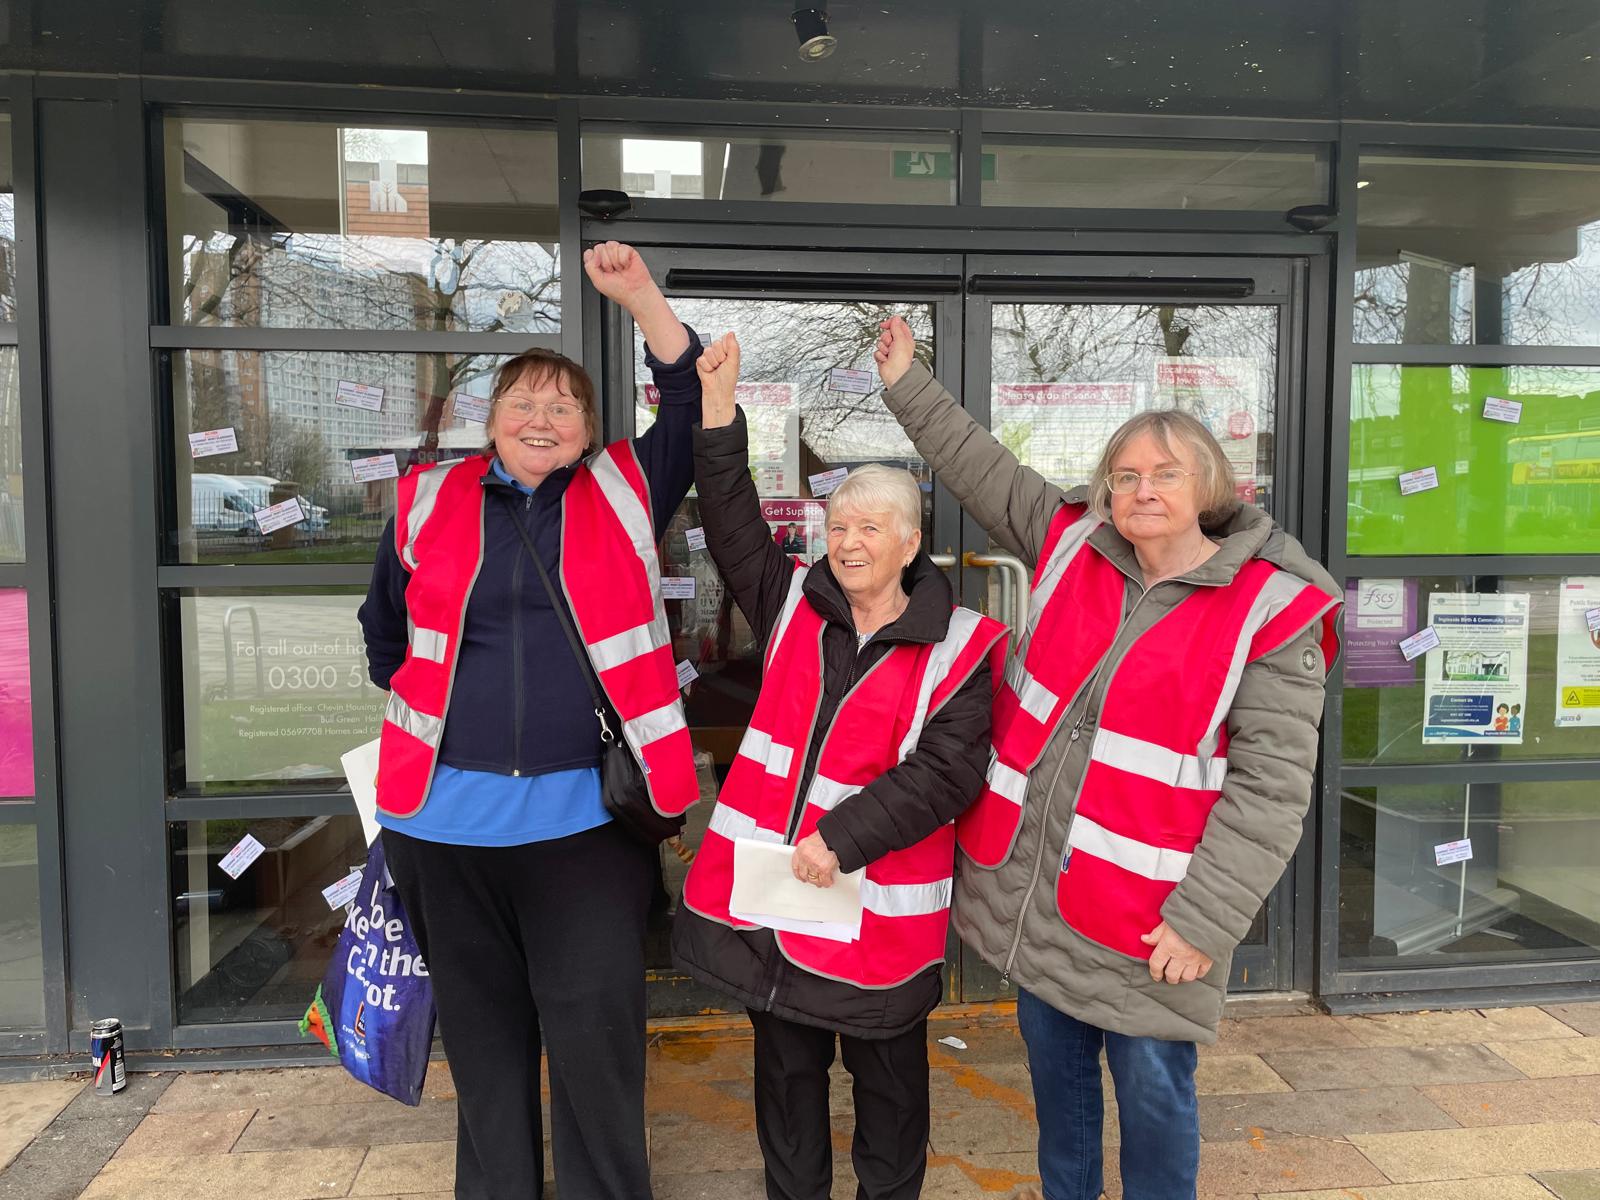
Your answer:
[89,1018,126,1095]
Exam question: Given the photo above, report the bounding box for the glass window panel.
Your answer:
[172,815,367,1023]
[166,118,560,332]
[1342,574,1600,766]
[171,349,503,564]
[1347,364,1600,556]
[0,117,14,323]
[990,302,1278,510]
[0,347,22,562]
[1355,153,1600,346]
[175,589,385,793]
[1339,781,1600,970]
[0,589,32,799]
[0,822,42,1030]
[583,129,957,205]
[984,137,1328,211]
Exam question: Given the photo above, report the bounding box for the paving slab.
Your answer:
[113,1108,254,1158]
[1544,1003,1600,1037]
[0,1080,81,1171]
[1419,1073,1600,1126]
[1197,1086,1457,1141]
[55,1071,171,1118]
[926,1103,1039,1155]
[652,1120,767,1175]
[1334,1008,1579,1047]
[648,1038,757,1086]
[1349,1120,1600,1182]
[1537,1169,1600,1200]
[1260,1043,1525,1091]
[349,1139,454,1195]
[1272,1178,1557,1200]
[156,1065,384,1112]
[234,1098,460,1151]
[0,1072,172,1200]
[922,1151,1041,1198]
[1193,1134,1391,1195]
[1205,1014,1365,1056]
[1195,1053,1292,1095]
[655,1168,766,1200]
[79,1147,367,1200]
[1484,1036,1600,1078]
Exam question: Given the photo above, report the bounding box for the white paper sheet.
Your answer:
[729,837,863,943]
[340,737,382,846]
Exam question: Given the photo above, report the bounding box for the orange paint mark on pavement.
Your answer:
[928,1046,1035,1120]
[927,1152,1039,1193]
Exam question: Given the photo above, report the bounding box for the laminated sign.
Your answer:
[301,837,436,1105]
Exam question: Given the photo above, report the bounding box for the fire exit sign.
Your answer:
[892,150,997,180]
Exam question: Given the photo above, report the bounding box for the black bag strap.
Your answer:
[497,491,618,746]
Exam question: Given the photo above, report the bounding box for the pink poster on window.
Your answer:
[0,589,34,798]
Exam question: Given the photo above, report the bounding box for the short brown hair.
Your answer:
[1089,409,1240,530]
[482,348,601,453]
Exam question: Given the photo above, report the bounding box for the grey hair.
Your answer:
[1088,409,1240,530]
[825,463,923,542]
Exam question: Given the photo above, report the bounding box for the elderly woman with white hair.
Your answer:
[673,334,1006,1200]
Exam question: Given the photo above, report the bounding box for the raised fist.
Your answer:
[696,332,740,430]
[874,316,916,389]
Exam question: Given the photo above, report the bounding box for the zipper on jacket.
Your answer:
[510,494,533,776]
[783,636,874,844]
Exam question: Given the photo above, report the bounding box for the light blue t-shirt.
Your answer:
[376,456,613,847]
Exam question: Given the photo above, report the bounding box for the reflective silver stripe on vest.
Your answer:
[1029,510,1100,628]
[590,620,668,674]
[410,627,449,664]
[400,467,452,571]
[894,607,985,760]
[385,689,444,747]
[626,700,689,748]
[1004,658,1059,724]
[985,754,1029,806]
[1067,813,1192,883]
[738,726,796,778]
[801,773,856,813]
[764,568,811,673]
[707,802,785,845]
[1090,727,1227,792]
[861,877,952,917]
[1200,569,1320,748]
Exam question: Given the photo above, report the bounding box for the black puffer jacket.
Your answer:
[670,411,993,1039]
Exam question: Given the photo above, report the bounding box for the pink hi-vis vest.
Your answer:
[682,569,1007,989]
[376,444,699,821]
[955,503,1340,958]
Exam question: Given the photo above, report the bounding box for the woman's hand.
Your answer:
[696,333,740,429]
[791,832,840,889]
[584,241,690,360]
[874,316,917,388]
[1141,921,1214,985]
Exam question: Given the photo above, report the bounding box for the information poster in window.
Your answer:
[1343,577,1418,689]
[1555,577,1600,728]
[1421,592,1530,744]
[643,381,799,496]
[1152,357,1261,502]
[991,382,1137,488]
[760,499,828,564]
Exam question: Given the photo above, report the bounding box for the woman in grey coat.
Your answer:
[873,317,1341,1200]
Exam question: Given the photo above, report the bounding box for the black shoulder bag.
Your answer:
[501,494,688,846]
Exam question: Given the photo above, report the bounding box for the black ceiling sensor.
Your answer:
[1286,203,1336,232]
[792,8,836,60]
[577,189,633,219]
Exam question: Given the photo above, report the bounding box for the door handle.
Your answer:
[928,552,1028,655]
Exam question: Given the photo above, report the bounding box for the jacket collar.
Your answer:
[802,551,954,645]
[480,455,579,503]
[1063,484,1274,590]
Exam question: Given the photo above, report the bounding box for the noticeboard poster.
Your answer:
[1421,592,1530,744]
[760,498,828,564]
[1555,576,1600,728]
[991,382,1137,487]
[1343,577,1418,689]
[1151,357,1261,503]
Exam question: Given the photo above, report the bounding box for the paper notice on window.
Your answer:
[335,380,385,411]
[254,496,306,534]
[1434,838,1474,867]
[684,526,707,552]
[661,577,696,600]
[340,738,382,845]
[218,834,266,879]
[729,838,863,943]
[675,659,699,689]
[1554,579,1600,728]
[1423,592,1530,745]
[452,393,491,423]
[350,453,399,483]
[188,427,238,458]
[321,868,365,911]
[828,367,874,395]
[808,467,849,497]
[1482,396,1523,424]
[1398,466,1440,496]
[1398,626,1441,661]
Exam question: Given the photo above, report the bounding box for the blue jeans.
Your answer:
[1017,988,1199,1200]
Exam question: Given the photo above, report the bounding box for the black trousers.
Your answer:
[746,1009,930,1200]
[384,823,655,1200]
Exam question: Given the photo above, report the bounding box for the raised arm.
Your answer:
[584,240,689,362]
[875,316,1067,568]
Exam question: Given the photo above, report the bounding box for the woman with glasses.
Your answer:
[872,317,1341,1200]
[358,242,704,1200]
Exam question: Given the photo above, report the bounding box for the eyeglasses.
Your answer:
[1105,468,1195,495]
[496,399,585,424]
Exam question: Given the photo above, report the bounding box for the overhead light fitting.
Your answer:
[792,8,836,61]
